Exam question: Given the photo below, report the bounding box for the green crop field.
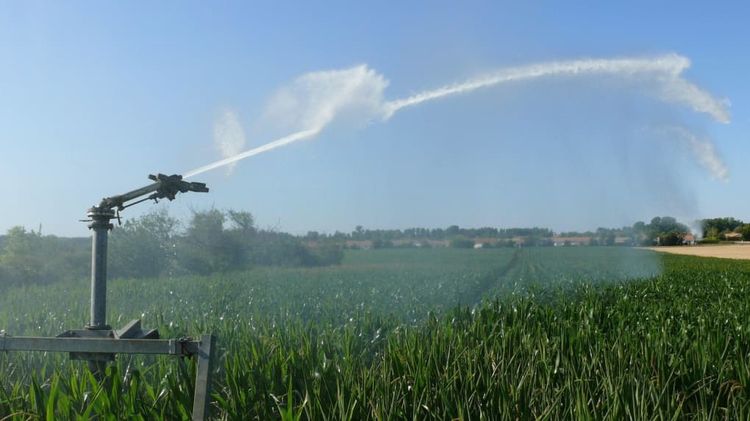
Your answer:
[1,247,750,419]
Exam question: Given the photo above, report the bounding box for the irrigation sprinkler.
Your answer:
[0,174,215,420]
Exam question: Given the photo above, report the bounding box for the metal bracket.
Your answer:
[0,329,215,420]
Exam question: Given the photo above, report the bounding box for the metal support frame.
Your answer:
[1,174,215,420]
[0,333,215,420]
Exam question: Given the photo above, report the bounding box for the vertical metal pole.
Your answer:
[192,334,216,421]
[87,207,114,330]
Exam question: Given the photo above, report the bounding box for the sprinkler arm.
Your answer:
[98,173,209,211]
[84,173,209,331]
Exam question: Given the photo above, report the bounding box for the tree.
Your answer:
[450,236,474,248]
[0,226,43,284]
[701,217,744,239]
[309,243,344,265]
[446,225,460,237]
[660,231,684,246]
[645,216,689,245]
[227,210,255,234]
[705,226,720,241]
[740,224,750,241]
[0,226,88,286]
[372,239,394,249]
[178,209,240,275]
[109,209,180,279]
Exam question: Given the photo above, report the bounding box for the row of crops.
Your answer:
[1,247,749,419]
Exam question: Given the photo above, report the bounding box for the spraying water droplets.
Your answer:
[186,54,729,181]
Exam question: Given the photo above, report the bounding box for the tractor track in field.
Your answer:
[465,248,522,304]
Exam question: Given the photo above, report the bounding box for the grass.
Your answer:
[1,247,749,419]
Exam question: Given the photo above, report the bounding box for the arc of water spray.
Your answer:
[382,54,726,121]
[184,127,321,178]
[184,54,729,179]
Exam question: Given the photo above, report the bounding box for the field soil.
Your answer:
[647,244,750,260]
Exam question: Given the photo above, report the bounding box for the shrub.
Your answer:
[450,237,474,249]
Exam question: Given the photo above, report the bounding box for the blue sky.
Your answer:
[0,1,748,236]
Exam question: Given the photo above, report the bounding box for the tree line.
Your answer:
[556,216,692,247]
[0,209,343,287]
[1,213,747,287]
[306,217,697,248]
[306,226,554,242]
[310,216,748,248]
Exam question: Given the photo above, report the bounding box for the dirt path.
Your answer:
[646,244,750,260]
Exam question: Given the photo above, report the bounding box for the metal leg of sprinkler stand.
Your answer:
[85,206,116,378]
[87,206,114,331]
[191,334,216,421]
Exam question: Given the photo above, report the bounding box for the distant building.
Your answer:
[614,236,632,246]
[683,234,696,245]
[552,236,592,246]
[725,232,743,241]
